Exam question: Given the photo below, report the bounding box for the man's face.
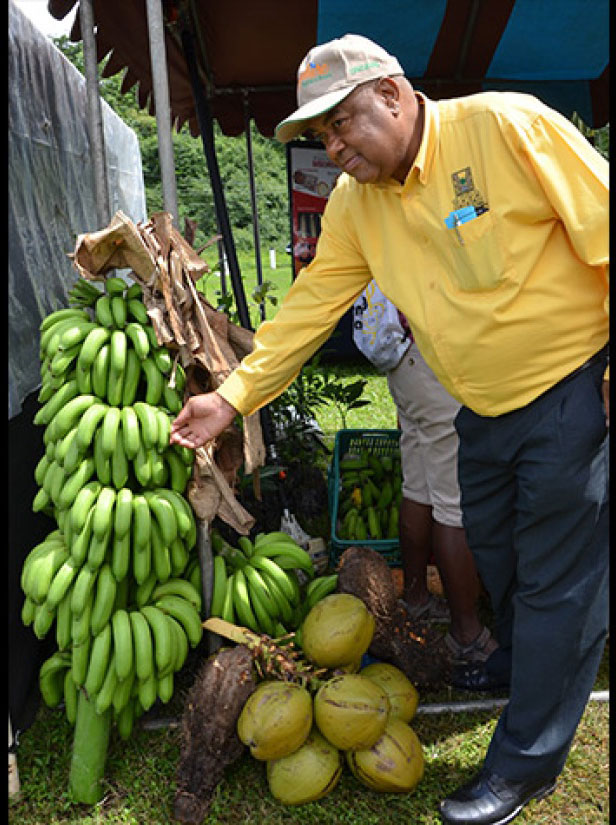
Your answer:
[307,79,413,184]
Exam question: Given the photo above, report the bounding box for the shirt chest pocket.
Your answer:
[443,210,508,292]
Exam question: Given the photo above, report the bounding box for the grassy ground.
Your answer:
[9,643,609,824]
[10,255,609,823]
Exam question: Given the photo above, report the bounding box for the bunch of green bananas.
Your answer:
[335,448,403,542]
[23,277,202,738]
[208,530,338,638]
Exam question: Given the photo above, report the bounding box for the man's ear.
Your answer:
[376,76,401,114]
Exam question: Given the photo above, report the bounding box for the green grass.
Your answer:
[9,643,609,824]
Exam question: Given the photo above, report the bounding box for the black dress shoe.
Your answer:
[450,661,509,692]
[439,770,557,825]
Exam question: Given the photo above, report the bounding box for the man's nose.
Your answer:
[323,132,345,159]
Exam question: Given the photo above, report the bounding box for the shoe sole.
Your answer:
[485,780,558,825]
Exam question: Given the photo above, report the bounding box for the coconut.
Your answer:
[301,593,375,668]
[266,727,342,805]
[360,662,419,722]
[346,718,424,793]
[314,673,389,751]
[237,680,312,761]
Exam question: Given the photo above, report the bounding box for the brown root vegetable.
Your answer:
[174,645,256,823]
[336,546,451,689]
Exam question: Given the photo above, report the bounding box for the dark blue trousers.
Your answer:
[455,351,609,782]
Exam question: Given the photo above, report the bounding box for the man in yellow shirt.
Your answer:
[171,35,609,825]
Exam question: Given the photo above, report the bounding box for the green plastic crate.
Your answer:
[328,429,402,567]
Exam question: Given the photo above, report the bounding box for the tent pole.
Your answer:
[79,0,111,226]
[178,20,252,332]
[145,0,179,225]
[244,95,265,322]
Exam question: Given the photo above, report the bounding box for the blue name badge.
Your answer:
[444,205,477,229]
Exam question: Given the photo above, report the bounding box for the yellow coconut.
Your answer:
[301,593,375,668]
[314,673,389,751]
[266,727,342,805]
[237,680,312,760]
[360,662,420,722]
[346,718,424,793]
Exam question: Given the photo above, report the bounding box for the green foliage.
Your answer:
[53,36,289,254]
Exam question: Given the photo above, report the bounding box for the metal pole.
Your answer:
[145,0,179,224]
[179,21,252,331]
[244,96,265,321]
[79,0,111,226]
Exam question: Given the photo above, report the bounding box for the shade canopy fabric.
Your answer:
[48,0,609,138]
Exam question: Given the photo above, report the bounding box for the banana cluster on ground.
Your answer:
[335,448,403,542]
[23,277,202,738]
[208,530,338,638]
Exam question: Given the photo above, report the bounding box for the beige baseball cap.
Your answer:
[275,34,403,143]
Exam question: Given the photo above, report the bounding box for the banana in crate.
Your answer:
[327,431,403,569]
[25,275,203,738]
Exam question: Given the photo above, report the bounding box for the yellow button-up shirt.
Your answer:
[219,91,609,418]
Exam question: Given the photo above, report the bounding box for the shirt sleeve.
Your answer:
[217,194,373,416]
[512,107,609,301]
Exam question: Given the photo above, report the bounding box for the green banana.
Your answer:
[112,669,135,715]
[55,589,73,650]
[151,578,202,614]
[104,276,127,296]
[127,297,149,325]
[131,494,151,550]
[243,564,280,619]
[107,330,127,406]
[221,574,236,623]
[58,319,97,351]
[33,602,57,639]
[91,342,110,399]
[71,635,91,687]
[70,564,97,616]
[166,614,189,672]
[39,651,71,707]
[29,542,70,604]
[100,406,121,458]
[253,541,314,575]
[70,506,96,567]
[71,598,93,646]
[141,356,164,406]
[145,491,177,546]
[150,520,172,583]
[132,440,152,487]
[155,409,171,453]
[95,294,115,327]
[169,537,189,577]
[63,669,78,725]
[248,555,296,604]
[94,651,118,713]
[86,528,111,570]
[34,378,80,427]
[75,402,108,455]
[45,557,80,610]
[209,555,227,617]
[113,487,133,539]
[112,608,133,682]
[246,579,276,636]
[111,432,130,489]
[111,531,132,582]
[49,394,98,441]
[50,343,82,380]
[230,569,259,633]
[125,282,143,300]
[78,326,111,371]
[110,295,127,328]
[129,609,154,682]
[39,307,89,334]
[140,605,173,676]
[121,348,141,406]
[154,488,193,539]
[92,486,116,539]
[155,594,203,648]
[165,449,190,493]
[125,322,150,360]
[84,622,113,696]
[132,540,152,586]
[151,347,172,374]
[90,563,117,636]
[133,401,158,449]
[94,427,112,485]
[257,568,294,625]
[120,406,141,460]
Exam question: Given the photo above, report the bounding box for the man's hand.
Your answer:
[170,392,238,449]
[602,379,609,427]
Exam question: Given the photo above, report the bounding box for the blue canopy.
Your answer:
[49,0,608,135]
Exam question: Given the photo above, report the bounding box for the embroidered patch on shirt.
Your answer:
[451,167,488,214]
